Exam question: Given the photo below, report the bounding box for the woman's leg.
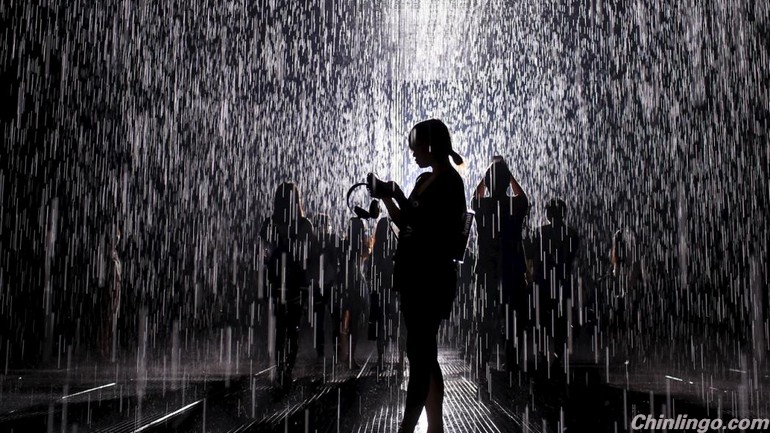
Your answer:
[314,290,326,358]
[425,359,445,432]
[339,309,350,365]
[274,303,287,383]
[400,312,441,432]
[401,323,429,431]
[285,302,302,377]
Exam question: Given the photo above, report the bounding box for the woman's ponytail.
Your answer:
[449,149,464,166]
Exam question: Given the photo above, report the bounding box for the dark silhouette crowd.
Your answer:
[249,118,594,433]
[76,118,765,433]
[251,119,588,432]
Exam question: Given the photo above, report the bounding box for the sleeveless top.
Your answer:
[393,169,466,318]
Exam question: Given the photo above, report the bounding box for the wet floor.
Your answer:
[2,325,769,433]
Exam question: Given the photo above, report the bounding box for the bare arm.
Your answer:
[475,179,486,199]
[382,197,401,226]
[510,174,526,198]
[491,155,526,199]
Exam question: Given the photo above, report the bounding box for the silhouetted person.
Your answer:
[338,217,370,368]
[99,224,122,362]
[374,119,467,433]
[117,230,139,357]
[601,227,645,355]
[455,245,476,361]
[370,216,398,369]
[259,182,315,389]
[610,228,644,308]
[310,213,341,360]
[526,198,579,361]
[748,243,767,364]
[472,156,529,379]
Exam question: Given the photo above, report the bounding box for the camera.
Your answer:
[366,173,396,199]
[346,175,389,220]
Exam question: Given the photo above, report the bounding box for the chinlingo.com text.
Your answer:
[631,414,770,432]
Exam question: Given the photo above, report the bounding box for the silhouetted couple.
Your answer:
[473,155,585,382]
[260,185,373,388]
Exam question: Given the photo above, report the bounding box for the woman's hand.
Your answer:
[367,173,400,199]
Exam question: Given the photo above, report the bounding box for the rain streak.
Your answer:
[1,0,768,432]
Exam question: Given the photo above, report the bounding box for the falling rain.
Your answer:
[1,0,768,432]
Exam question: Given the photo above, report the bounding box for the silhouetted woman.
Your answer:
[338,217,370,368]
[259,182,315,388]
[99,224,122,362]
[310,213,341,360]
[370,216,398,369]
[375,119,467,433]
[472,156,529,378]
